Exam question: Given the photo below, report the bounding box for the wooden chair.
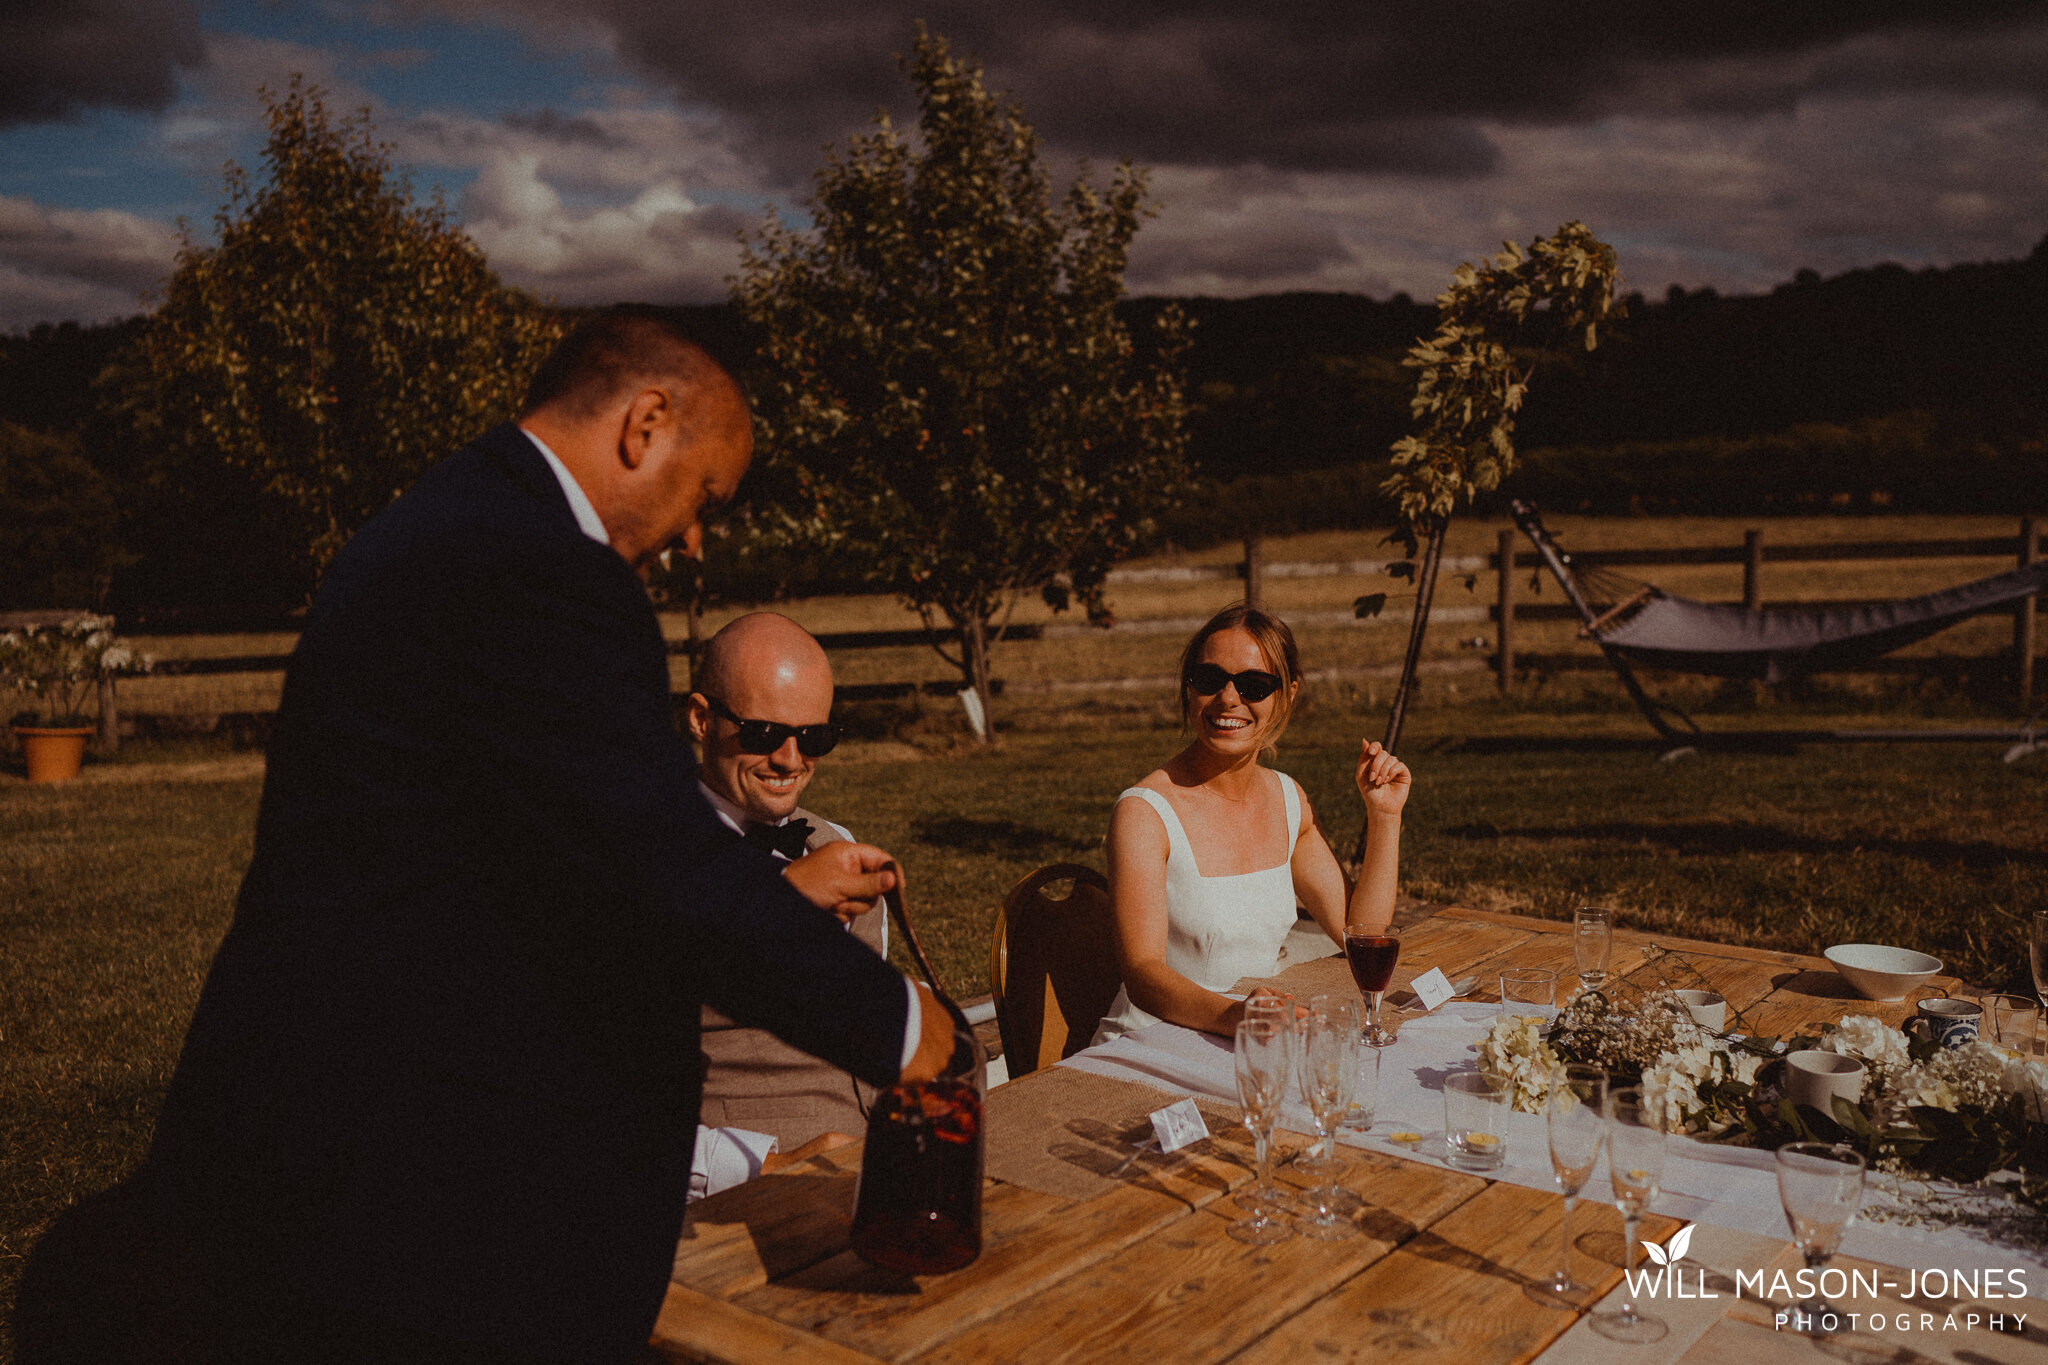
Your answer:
[987,863,1121,1079]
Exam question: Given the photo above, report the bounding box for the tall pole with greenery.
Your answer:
[735,27,1190,743]
[1376,223,1623,755]
[118,79,561,572]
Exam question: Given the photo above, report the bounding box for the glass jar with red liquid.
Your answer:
[849,1002,986,1275]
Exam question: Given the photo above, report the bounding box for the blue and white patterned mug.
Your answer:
[1913,997,1982,1048]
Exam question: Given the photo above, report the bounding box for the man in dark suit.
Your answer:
[137,310,952,1362]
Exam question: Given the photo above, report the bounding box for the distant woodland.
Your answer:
[3,238,2044,613]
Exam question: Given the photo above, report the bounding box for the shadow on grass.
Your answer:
[1441,820,2047,870]
[910,815,1094,859]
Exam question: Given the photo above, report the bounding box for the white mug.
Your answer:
[1785,1050,1865,1120]
[1675,990,1727,1032]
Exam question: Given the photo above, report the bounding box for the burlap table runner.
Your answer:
[983,1066,1246,1201]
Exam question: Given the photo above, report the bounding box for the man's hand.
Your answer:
[783,841,899,923]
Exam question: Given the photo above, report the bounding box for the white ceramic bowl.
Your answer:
[1824,943,1943,1001]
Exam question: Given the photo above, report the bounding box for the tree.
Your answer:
[117,79,561,571]
[734,27,1190,742]
[1374,223,1623,756]
[0,422,127,608]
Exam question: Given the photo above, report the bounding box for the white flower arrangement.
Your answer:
[0,614,151,727]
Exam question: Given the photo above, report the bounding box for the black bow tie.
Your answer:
[743,818,814,860]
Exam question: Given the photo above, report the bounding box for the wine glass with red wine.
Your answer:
[1343,924,1402,1046]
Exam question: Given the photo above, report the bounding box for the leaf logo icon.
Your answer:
[1668,1224,1695,1263]
[1642,1241,1668,1266]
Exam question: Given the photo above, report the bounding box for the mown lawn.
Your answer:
[4,692,2046,1353]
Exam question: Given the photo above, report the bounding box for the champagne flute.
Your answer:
[1343,924,1401,1046]
[1240,990,1299,1205]
[1591,1087,1668,1343]
[2031,912,2048,1026]
[1295,1002,1361,1240]
[1543,1063,1607,1301]
[1776,1142,1866,1332]
[1293,996,1359,1194]
[1574,906,1613,995]
[1230,1017,1294,1244]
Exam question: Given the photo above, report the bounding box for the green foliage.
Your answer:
[115,79,562,570]
[1383,222,1624,533]
[733,27,1190,734]
[0,423,129,608]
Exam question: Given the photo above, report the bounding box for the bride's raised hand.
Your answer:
[1355,739,1411,818]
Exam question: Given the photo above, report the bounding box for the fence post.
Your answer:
[1743,529,1765,611]
[1242,533,1264,608]
[2021,515,2040,710]
[1496,528,1515,692]
[97,673,119,754]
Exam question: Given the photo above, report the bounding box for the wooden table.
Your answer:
[655,908,2033,1365]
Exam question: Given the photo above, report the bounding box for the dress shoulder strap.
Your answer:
[1116,786,1196,868]
[1274,770,1303,847]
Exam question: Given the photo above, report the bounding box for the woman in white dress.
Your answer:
[1092,605,1412,1043]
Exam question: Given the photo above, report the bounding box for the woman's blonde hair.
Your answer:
[1178,605,1302,749]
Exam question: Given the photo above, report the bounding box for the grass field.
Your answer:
[3,511,2043,1355]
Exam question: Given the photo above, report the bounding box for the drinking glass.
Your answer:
[2031,912,2048,1015]
[1238,993,1299,1208]
[1443,1072,1510,1171]
[1337,1028,1382,1133]
[1294,996,1359,1186]
[1591,1087,1668,1343]
[1990,993,2040,1057]
[1574,907,1613,994]
[1343,924,1401,1045]
[1230,1017,1294,1244]
[1500,968,1559,1020]
[1543,1063,1608,1302]
[1776,1142,1867,1330]
[1295,1003,1361,1240]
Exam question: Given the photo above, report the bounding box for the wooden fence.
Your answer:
[7,518,2040,751]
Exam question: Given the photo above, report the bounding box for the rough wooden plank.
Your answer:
[910,1151,1485,1365]
[1229,1180,1680,1365]
[731,1124,1305,1363]
[648,1283,889,1365]
[1742,967,1967,1039]
[673,1149,865,1299]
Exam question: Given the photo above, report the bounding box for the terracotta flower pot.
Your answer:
[13,725,95,782]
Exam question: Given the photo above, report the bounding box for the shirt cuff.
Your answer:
[688,1125,778,1202]
[900,975,923,1074]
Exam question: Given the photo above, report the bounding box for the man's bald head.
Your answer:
[688,613,837,823]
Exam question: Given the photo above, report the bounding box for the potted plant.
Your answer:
[1,614,150,782]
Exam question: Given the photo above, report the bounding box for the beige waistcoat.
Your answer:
[697,805,885,1148]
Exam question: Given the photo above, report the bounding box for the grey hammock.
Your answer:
[1510,500,2045,758]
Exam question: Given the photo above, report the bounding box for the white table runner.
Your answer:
[1063,1000,2048,1300]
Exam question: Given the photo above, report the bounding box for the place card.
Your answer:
[1409,966,1458,1013]
[1148,1098,1210,1154]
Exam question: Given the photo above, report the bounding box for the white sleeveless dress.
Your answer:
[1090,771,1304,1045]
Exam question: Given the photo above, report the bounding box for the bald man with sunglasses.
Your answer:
[682,612,882,1192]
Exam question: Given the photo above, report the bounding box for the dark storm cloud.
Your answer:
[480,0,2048,177]
[0,0,206,126]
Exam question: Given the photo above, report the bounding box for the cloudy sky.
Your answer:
[4,1,2047,333]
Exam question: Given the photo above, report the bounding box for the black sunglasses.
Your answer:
[699,695,842,757]
[1183,663,1283,704]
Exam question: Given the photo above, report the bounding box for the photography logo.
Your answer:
[1626,1224,2031,1336]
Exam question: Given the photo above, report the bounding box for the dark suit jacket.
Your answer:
[698,807,883,1148]
[145,424,910,1361]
